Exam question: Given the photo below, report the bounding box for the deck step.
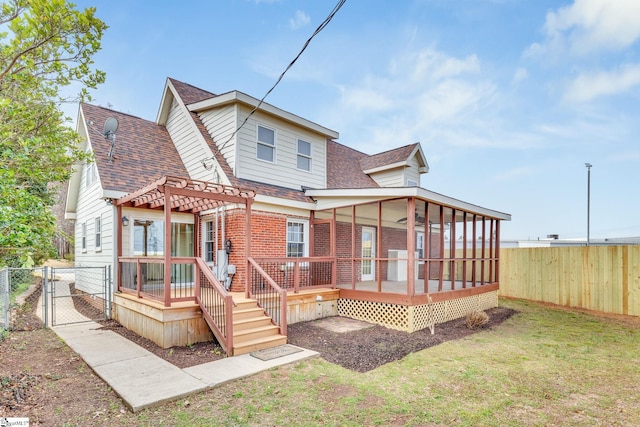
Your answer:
[233,300,259,311]
[233,334,288,356]
[233,316,272,331]
[233,307,266,320]
[233,324,281,344]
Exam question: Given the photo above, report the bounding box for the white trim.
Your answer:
[286,218,309,258]
[95,215,102,252]
[305,187,511,220]
[253,194,316,211]
[362,161,407,174]
[256,123,276,163]
[188,90,339,139]
[296,138,312,172]
[361,226,376,281]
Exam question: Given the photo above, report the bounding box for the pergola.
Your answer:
[114,175,255,305]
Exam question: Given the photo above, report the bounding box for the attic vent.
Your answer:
[407,179,418,187]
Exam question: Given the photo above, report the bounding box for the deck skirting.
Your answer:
[338,290,498,332]
[112,293,213,348]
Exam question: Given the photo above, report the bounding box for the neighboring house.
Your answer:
[65,78,510,356]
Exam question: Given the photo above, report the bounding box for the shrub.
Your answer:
[465,310,489,329]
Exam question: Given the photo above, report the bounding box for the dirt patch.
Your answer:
[1,280,515,420]
[287,307,516,372]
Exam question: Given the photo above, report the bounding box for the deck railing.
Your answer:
[118,257,197,306]
[248,257,288,336]
[250,257,335,293]
[195,258,234,355]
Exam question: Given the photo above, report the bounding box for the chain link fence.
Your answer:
[0,267,45,333]
[1,266,111,332]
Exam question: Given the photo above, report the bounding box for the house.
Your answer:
[65,78,511,356]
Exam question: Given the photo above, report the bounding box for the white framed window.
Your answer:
[296,139,312,172]
[407,179,418,187]
[85,161,97,187]
[204,220,215,263]
[95,216,102,251]
[286,219,309,258]
[81,223,87,252]
[256,124,275,162]
[416,231,425,259]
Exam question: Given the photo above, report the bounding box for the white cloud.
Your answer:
[289,10,310,30]
[512,67,528,85]
[527,0,640,57]
[564,63,640,102]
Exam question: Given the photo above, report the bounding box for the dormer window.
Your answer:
[297,139,311,172]
[256,124,275,163]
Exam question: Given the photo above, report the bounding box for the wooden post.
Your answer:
[245,199,252,299]
[462,211,467,288]
[351,205,356,289]
[377,201,382,293]
[450,208,456,290]
[407,197,416,296]
[164,187,172,307]
[424,201,430,294]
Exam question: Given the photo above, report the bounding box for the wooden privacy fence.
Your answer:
[499,246,640,316]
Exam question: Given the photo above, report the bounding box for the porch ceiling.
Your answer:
[115,175,256,213]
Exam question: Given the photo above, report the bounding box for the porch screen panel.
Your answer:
[333,206,353,287]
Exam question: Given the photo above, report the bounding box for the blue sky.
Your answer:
[68,0,640,241]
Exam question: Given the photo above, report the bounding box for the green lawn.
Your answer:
[128,298,640,425]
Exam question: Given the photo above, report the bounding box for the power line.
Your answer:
[202,0,347,169]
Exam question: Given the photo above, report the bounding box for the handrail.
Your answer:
[248,257,287,336]
[194,257,234,356]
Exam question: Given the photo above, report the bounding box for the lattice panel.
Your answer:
[478,290,498,310]
[338,292,499,333]
[443,295,479,322]
[338,299,409,331]
[411,302,447,332]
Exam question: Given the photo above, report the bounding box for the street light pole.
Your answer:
[585,163,592,246]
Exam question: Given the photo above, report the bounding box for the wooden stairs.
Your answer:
[231,294,287,356]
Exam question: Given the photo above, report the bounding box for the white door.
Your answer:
[361,227,376,281]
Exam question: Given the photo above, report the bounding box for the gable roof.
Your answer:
[81,103,188,194]
[168,78,216,105]
[326,140,379,189]
[360,143,428,174]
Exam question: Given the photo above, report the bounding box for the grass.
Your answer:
[79,298,640,425]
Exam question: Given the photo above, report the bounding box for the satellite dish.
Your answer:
[104,117,119,161]
[103,117,119,138]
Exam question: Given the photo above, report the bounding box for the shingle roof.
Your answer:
[326,140,379,189]
[168,78,216,105]
[359,143,420,172]
[81,103,188,194]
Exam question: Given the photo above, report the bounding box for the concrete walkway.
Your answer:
[51,321,318,412]
[34,286,318,412]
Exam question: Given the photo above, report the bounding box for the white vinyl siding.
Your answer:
[369,168,406,187]
[166,97,230,182]
[74,176,114,275]
[198,104,237,173]
[235,108,326,190]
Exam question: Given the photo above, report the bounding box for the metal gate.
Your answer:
[43,266,111,327]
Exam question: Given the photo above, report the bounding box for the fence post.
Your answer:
[106,265,112,319]
[1,268,8,330]
[43,266,49,328]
